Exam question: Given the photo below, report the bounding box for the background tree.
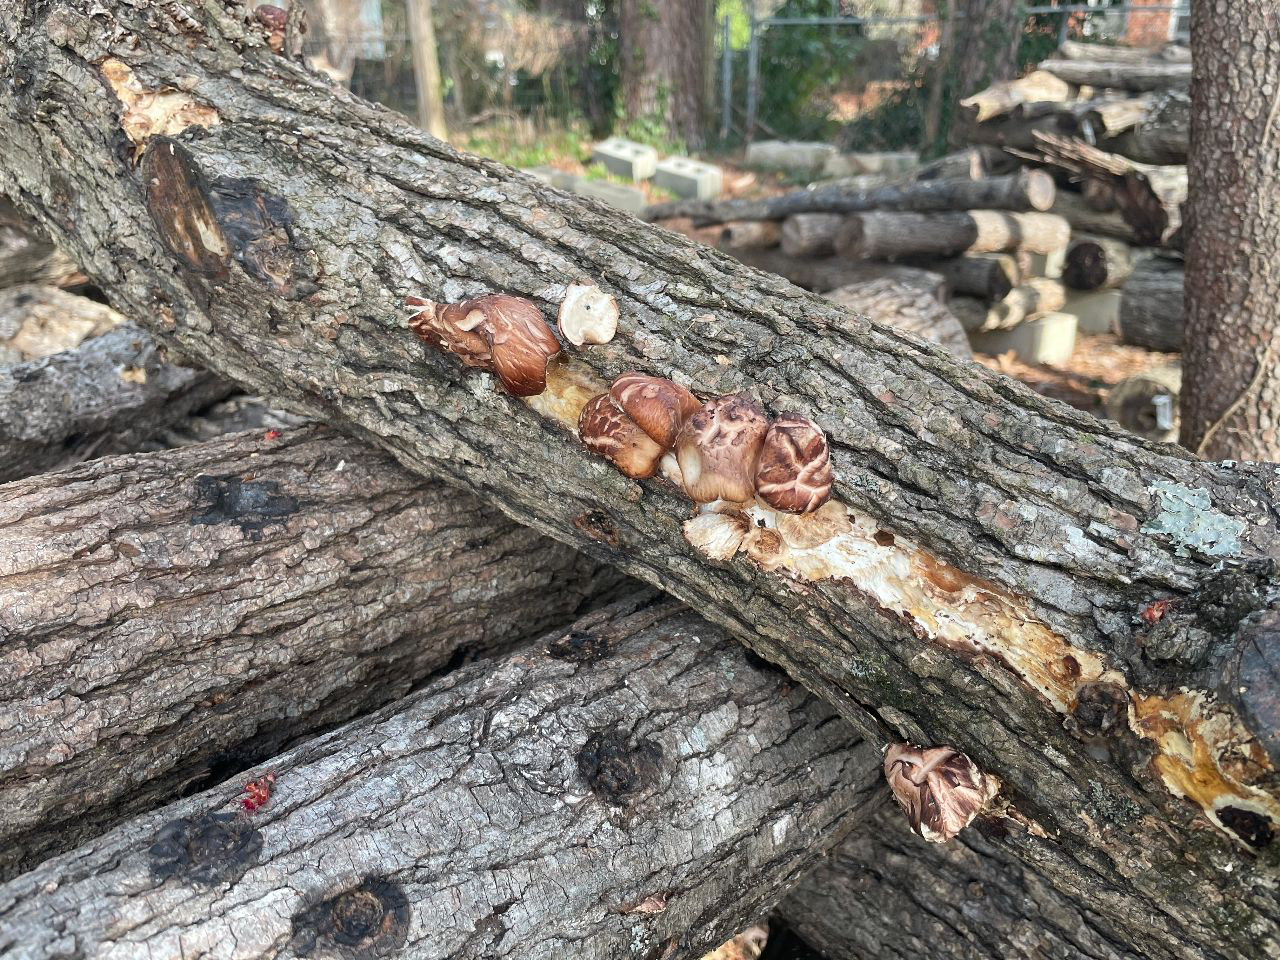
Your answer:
[944,0,1024,147]
[1180,2,1280,460]
[619,0,711,148]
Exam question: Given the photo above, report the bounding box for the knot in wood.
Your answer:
[577,728,664,804]
[547,629,610,663]
[292,877,410,958]
[1069,681,1131,739]
[148,811,262,886]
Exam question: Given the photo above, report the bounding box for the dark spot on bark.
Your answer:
[1218,806,1274,850]
[547,629,610,662]
[1085,780,1141,825]
[141,137,230,278]
[208,175,319,299]
[1070,681,1130,738]
[974,816,1009,840]
[291,877,410,958]
[574,509,621,548]
[577,728,663,805]
[1195,561,1273,636]
[742,647,787,677]
[149,811,262,886]
[874,530,895,547]
[191,474,300,540]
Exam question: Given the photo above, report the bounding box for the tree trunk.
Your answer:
[727,248,947,299]
[1039,58,1192,92]
[644,171,1056,224]
[0,284,123,363]
[404,0,447,140]
[0,325,234,482]
[823,279,971,359]
[929,253,1020,301]
[0,598,884,960]
[959,70,1072,123]
[1105,92,1190,165]
[1063,235,1140,291]
[0,425,624,878]
[836,211,1071,260]
[951,278,1068,333]
[3,6,1280,955]
[619,0,709,149]
[780,213,843,258]
[946,0,1023,148]
[1180,5,1280,460]
[1106,363,1182,444]
[720,219,782,251]
[1118,256,1185,352]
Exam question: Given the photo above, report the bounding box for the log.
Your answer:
[950,278,1067,333]
[1063,235,1140,291]
[781,803,1139,960]
[720,219,781,251]
[959,69,1071,123]
[1058,39,1190,64]
[913,147,1001,180]
[835,211,1071,260]
[0,197,83,289]
[0,283,124,363]
[0,425,625,878]
[644,171,1056,224]
[0,325,234,483]
[780,213,843,258]
[0,598,884,960]
[1086,94,1157,138]
[1081,177,1118,212]
[967,111,1083,151]
[5,8,1280,954]
[929,253,1020,301]
[1105,363,1182,443]
[1104,92,1190,165]
[1039,58,1192,92]
[1051,190,1142,243]
[727,247,947,299]
[824,279,972,358]
[1119,256,1185,351]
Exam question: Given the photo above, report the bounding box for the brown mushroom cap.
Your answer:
[674,393,770,504]
[578,393,666,479]
[883,743,999,843]
[406,297,492,369]
[610,373,701,449]
[754,413,834,514]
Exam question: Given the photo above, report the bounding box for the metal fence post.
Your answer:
[720,14,733,142]
[745,0,760,145]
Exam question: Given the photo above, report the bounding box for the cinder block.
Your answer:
[591,138,658,181]
[1027,246,1067,279]
[745,140,837,177]
[1063,288,1122,335]
[653,156,723,200]
[569,177,647,214]
[522,166,578,190]
[969,311,1078,366]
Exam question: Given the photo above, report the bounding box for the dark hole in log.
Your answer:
[547,629,610,663]
[1217,805,1275,850]
[292,877,410,958]
[873,530,895,547]
[1070,680,1130,738]
[577,728,663,804]
[149,811,263,886]
[191,474,301,539]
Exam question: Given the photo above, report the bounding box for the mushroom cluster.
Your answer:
[579,373,834,515]
[883,743,999,843]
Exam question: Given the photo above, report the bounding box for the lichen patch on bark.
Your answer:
[1141,480,1247,558]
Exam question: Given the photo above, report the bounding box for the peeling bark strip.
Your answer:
[0,601,884,960]
[0,426,622,878]
[1,4,1278,954]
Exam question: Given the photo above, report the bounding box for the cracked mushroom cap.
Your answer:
[675,394,770,504]
[579,393,666,479]
[884,743,999,843]
[558,283,619,346]
[610,373,701,449]
[754,413,833,514]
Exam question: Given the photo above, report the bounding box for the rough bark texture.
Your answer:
[1105,92,1190,165]
[1119,256,1185,352]
[780,803,1144,960]
[619,0,709,149]
[0,283,123,362]
[644,171,1055,224]
[1181,3,1280,460]
[727,248,946,299]
[0,598,884,960]
[823,279,971,359]
[0,324,234,482]
[1064,235,1140,291]
[0,425,624,878]
[1039,58,1192,92]
[2,6,1280,955]
[836,211,1070,260]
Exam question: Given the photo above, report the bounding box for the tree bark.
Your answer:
[780,213,843,258]
[0,283,123,363]
[836,211,1071,260]
[1039,58,1192,92]
[946,0,1023,148]
[951,278,1067,333]
[929,253,1020,301]
[644,171,1056,224]
[727,248,947,299]
[1119,256,1185,352]
[3,6,1280,955]
[0,425,624,879]
[0,325,234,482]
[1105,92,1190,166]
[823,279,971,359]
[1180,4,1280,461]
[1063,235,1140,291]
[0,598,884,960]
[959,70,1072,124]
[619,0,709,149]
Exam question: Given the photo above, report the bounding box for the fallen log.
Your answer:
[964,111,1084,151]
[835,211,1071,260]
[928,253,1020,301]
[0,283,123,362]
[0,599,884,960]
[0,325,234,482]
[824,279,971,358]
[1105,363,1182,443]
[1039,58,1192,92]
[1086,94,1157,138]
[1104,92,1190,165]
[951,278,1067,333]
[1063,235,1141,290]
[1051,190,1142,243]
[5,8,1280,955]
[780,213,843,257]
[720,219,781,251]
[1119,256,1185,351]
[726,247,947,298]
[780,803,1138,960]
[1058,39,1190,64]
[0,425,624,878]
[644,170,1055,224]
[913,146,1007,180]
[959,69,1071,123]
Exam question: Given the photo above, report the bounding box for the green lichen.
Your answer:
[1087,780,1141,825]
[1142,481,1245,558]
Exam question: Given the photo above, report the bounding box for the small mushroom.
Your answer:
[406,293,561,397]
[578,393,665,479]
[558,283,619,346]
[675,394,770,504]
[755,413,833,514]
[883,743,999,843]
[610,372,701,449]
